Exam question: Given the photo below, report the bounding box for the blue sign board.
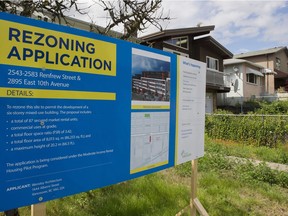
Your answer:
[0,12,178,211]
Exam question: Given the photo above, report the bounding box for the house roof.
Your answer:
[224,59,264,69]
[140,26,232,58]
[234,46,288,58]
[140,25,215,41]
[195,36,233,58]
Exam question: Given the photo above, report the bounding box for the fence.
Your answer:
[205,114,288,147]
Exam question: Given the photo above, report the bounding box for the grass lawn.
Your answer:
[1,137,288,216]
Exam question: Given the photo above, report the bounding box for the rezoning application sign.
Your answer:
[0,12,205,211]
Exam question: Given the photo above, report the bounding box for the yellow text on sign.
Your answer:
[0,87,116,100]
[0,20,116,76]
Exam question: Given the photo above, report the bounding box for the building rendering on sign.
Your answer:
[132,71,170,101]
[140,26,233,113]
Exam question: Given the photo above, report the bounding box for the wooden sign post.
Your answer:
[176,159,209,216]
[31,203,46,216]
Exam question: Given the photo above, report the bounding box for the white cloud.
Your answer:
[65,0,124,32]
[158,0,288,52]
[66,0,288,52]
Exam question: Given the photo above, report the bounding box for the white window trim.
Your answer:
[246,73,258,85]
[163,47,189,57]
[206,56,219,71]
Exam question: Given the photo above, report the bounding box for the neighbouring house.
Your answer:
[140,26,233,113]
[234,47,288,97]
[218,59,265,106]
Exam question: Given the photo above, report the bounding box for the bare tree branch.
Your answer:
[93,0,170,40]
[0,0,88,24]
[0,0,170,41]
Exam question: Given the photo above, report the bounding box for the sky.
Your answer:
[132,54,170,76]
[72,0,288,55]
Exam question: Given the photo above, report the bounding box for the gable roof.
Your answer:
[195,36,233,58]
[234,46,288,58]
[140,25,215,41]
[224,59,264,69]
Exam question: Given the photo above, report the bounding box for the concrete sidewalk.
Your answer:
[227,156,288,172]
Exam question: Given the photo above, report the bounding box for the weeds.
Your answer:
[1,137,288,216]
[236,161,288,188]
[175,140,288,189]
[207,101,288,147]
[206,113,288,147]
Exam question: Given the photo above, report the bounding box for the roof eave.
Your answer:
[234,46,288,59]
[210,37,233,58]
[224,59,265,69]
[140,25,215,41]
[195,36,233,58]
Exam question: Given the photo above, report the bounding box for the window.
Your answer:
[246,73,257,84]
[206,56,219,71]
[275,57,281,70]
[164,37,188,49]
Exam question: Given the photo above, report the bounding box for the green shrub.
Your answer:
[175,151,288,189]
[205,113,288,147]
[255,101,288,114]
[209,101,288,146]
[236,162,288,188]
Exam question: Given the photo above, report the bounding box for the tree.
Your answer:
[92,0,170,39]
[0,0,85,24]
[0,0,170,40]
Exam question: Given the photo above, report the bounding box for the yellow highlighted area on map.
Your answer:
[0,87,116,100]
[130,160,168,174]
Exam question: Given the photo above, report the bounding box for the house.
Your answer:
[7,5,233,111]
[140,26,233,113]
[234,47,288,96]
[218,59,265,106]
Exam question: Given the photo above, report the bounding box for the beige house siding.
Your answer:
[245,56,275,94]
[243,64,265,98]
[275,50,288,74]
[243,81,265,98]
[241,55,274,70]
[248,51,288,94]
[247,50,288,74]
[265,74,275,94]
